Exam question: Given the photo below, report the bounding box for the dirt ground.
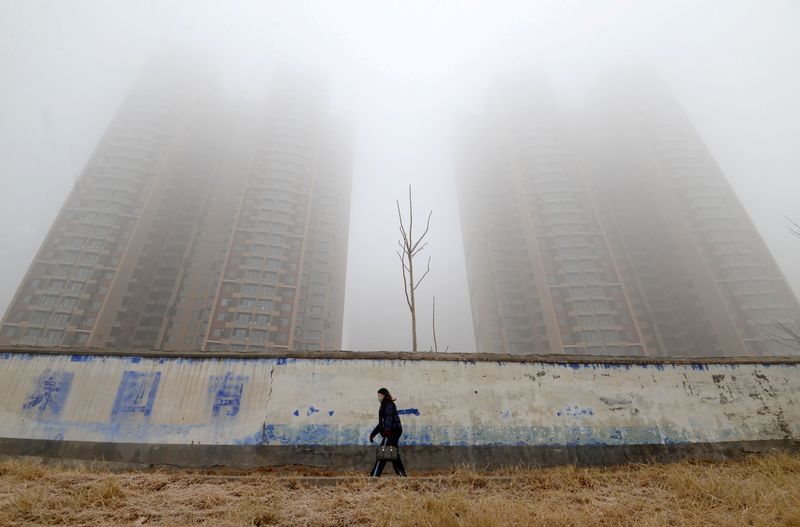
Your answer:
[1,453,799,526]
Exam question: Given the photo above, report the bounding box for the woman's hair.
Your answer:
[377,387,394,402]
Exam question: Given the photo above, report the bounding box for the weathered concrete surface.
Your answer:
[0,348,798,468]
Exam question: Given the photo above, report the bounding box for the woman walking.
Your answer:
[369,387,407,477]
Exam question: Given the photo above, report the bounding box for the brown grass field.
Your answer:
[1,453,799,526]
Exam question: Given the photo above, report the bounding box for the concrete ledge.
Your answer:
[2,437,798,471]
[2,346,799,365]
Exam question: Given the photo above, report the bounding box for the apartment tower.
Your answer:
[456,73,799,356]
[0,60,352,352]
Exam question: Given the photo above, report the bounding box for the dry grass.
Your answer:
[1,453,799,526]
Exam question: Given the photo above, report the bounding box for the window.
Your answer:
[73,267,92,279]
[59,297,77,309]
[43,329,64,343]
[54,264,72,277]
[305,317,323,330]
[50,313,70,327]
[31,311,51,324]
[583,331,601,345]
[40,295,59,308]
[23,328,42,340]
[47,279,66,291]
[232,328,248,341]
[602,330,620,345]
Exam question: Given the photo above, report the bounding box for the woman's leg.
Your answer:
[371,459,386,477]
[388,429,407,476]
[371,437,388,477]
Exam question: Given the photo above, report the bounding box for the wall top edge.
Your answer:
[1,346,799,365]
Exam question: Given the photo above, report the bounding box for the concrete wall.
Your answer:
[1,349,798,469]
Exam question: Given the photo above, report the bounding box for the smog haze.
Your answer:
[1,0,799,352]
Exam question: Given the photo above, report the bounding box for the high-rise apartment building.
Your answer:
[0,60,352,352]
[581,71,800,357]
[456,73,800,357]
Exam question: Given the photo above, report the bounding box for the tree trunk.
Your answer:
[409,253,417,352]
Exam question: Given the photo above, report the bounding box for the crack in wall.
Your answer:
[260,363,276,445]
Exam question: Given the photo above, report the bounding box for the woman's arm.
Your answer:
[370,406,384,440]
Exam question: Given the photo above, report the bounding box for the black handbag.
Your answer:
[375,435,399,461]
[376,444,398,461]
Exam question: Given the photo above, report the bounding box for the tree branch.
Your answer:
[760,322,800,351]
[410,211,432,252]
[413,255,432,291]
[786,215,800,239]
[408,185,413,241]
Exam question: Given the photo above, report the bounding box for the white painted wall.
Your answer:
[0,352,797,447]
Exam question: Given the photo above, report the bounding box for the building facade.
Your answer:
[457,73,800,356]
[0,62,352,352]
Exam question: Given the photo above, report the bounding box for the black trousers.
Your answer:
[370,429,407,477]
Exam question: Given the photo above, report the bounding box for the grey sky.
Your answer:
[1,0,798,352]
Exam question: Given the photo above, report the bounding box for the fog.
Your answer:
[1,0,799,352]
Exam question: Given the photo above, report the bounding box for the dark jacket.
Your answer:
[372,399,402,437]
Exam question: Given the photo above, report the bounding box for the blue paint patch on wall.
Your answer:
[70,355,94,362]
[293,409,300,416]
[307,406,320,416]
[209,372,248,417]
[254,423,703,447]
[328,410,335,416]
[22,370,74,416]
[276,357,297,365]
[261,424,361,445]
[129,356,142,364]
[398,408,420,416]
[111,371,160,419]
[232,429,266,445]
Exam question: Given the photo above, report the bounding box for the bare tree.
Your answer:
[763,216,800,350]
[396,185,431,352]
